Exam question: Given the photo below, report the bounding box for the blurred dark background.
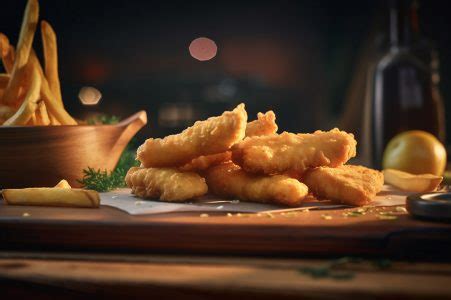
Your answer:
[1,0,450,145]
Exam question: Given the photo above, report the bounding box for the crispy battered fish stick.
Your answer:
[138,103,247,167]
[125,167,208,202]
[180,110,278,172]
[232,128,357,176]
[179,152,232,172]
[303,165,384,206]
[245,110,278,137]
[206,162,308,207]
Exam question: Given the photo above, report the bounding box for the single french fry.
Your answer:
[29,50,77,125]
[2,0,39,106]
[2,188,100,208]
[0,33,15,73]
[34,100,50,125]
[0,104,15,120]
[3,66,40,126]
[0,74,10,101]
[29,110,37,125]
[49,114,61,125]
[55,179,71,189]
[383,169,443,193]
[0,73,10,89]
[41,20,63,106]
[4,45,16,74]
[0,33,9,57]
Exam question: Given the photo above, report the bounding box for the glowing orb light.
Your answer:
[189,37,217,61]
[78,86,102,105]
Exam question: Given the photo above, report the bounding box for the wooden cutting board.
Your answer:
[0,201,450,259]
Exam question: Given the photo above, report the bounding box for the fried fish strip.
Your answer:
[232,128,357,176]
[303,165,384,206]
[179,151,232,172]
[180,110,278,172]
[245,110,278,137]
[206,162,308,207]
[138,103,247,168]
[125,167,208,202]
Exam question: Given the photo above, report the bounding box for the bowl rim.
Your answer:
[0,124,120,129]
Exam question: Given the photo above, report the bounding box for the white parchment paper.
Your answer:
[100,185,412,215]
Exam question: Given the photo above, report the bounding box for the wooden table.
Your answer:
[1,253,451,299]
[1,202,451,298]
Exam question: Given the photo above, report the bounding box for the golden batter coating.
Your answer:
[303,165,384,206]
[205,162,308,207]
[232,128,357,176]
[137,104,247,168]
[179,152,232,172]
[180,110,277,172]
[125,167,208,202]
[245,110,278,137]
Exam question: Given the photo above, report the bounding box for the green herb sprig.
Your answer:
[298,257,392,281]
[78,147,140,192]
[78,146,139,192]
[86,114,120,125]
[78,167,125,192]
[79,115,140,192]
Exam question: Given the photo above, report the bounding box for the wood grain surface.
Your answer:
[0,111,147,188]
[1,201,450,259]
[1,255,451,299]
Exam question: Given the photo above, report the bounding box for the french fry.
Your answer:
[0,74,9,101]
[2,188,100,208]
[34,100,50,125]
[0,33,8,57]
[0,33,15,73]
[383,169,443,193]
[2,0,39,106]
[49,114,61,125]
[29,110,37,124]
[0,104,15,121]
[41,20,63,106]
[29,50,77,125]
[0,74,10,100]
[55,179,71,188]
[3,66,40,125]
[0,73,10,88]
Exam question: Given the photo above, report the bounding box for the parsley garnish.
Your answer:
[78,146,139,192]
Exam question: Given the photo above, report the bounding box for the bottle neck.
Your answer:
[410,0,420,36]
[390,0,412,49]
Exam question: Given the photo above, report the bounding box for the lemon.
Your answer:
[382,130,446,176]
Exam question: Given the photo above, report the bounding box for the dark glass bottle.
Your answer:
[369,0,445,168]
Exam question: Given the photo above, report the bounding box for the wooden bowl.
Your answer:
[0,111,147,188]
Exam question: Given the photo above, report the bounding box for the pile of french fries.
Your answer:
[0,0,77,126]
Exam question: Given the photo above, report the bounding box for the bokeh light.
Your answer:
[78,86,102,105]
[189,37,217,61]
